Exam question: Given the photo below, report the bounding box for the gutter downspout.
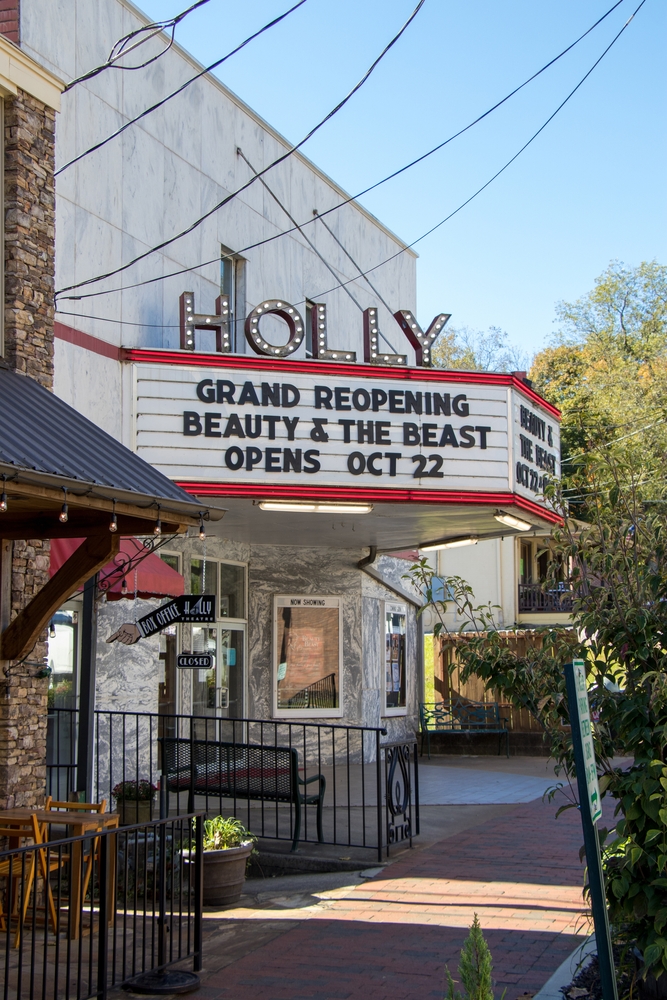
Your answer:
[356,547,422,608]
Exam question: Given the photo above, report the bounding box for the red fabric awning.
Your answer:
[49,537,184,601]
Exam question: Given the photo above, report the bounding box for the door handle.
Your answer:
[218,688,229,709]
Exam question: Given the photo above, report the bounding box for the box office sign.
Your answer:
[134,363,560,502]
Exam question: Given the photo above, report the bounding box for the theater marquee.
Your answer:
[129,353,560,509]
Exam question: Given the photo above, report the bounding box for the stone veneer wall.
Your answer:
[0,85,56,807]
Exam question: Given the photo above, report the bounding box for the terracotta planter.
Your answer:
[116,799,154,826]
[186,843,253,906]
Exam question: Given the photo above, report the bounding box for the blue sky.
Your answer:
[136,0,665,357]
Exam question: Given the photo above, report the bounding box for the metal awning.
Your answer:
[0,360,225,538]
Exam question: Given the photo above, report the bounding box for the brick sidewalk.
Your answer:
[194,796,598,1000]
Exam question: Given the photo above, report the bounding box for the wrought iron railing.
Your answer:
[47,709,419,863]
[518,583,573,613]
[286,672,337,709]
[0,813,203,1000]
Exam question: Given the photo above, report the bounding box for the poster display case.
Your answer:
[273,595,342,718]
[383,602,407,716]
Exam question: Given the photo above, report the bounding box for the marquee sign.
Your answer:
[131,357,560,506]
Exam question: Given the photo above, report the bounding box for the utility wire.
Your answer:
[57,0,309,167]
[55,0,634,304]
[63,0,213,93]
[313,209,398,320]
[302,0,648,307]
[55,0,426,297]
[237,147,400,353]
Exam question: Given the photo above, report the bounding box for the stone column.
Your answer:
[0,85,56,807]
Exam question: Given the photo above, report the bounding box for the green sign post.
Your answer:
[564,660,618,1000]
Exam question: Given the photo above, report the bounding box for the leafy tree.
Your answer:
[432,325,528,373]
[529,261,667,465]
[406,438,667,982]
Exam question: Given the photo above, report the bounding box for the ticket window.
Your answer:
[383,602,407,716]
[273,596,342,719]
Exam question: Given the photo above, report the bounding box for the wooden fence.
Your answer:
[433,632,545,733]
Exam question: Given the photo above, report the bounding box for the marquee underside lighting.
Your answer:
[421,536,479,551]
[494,510,532,531]
[258,500,374,514]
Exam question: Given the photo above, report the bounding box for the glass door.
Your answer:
[191,625,245,735]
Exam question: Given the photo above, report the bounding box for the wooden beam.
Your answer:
[0,479,201,527]
[0,533,120,661]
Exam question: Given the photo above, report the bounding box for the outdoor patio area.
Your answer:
[180,754,604,1000]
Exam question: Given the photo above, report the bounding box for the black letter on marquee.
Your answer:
[311,418,330,443]
[183,412,202,436]
[348,452,365,475]
[196,379,215,402]
[303,449,321,473]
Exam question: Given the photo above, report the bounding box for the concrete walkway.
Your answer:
[186,756,605,1000]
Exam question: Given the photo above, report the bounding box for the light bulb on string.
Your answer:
[121,578,128,595]
[59,488,69,524]
[153,504,162,536]
[0,475,7,513]
[198,513,206,542]
[109,498,118,532]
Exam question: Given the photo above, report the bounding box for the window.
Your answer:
[159,551,181,574]
[191,559,246,621]
[274,595,342,717]
[221,247,246,352]
[383,602,407,715]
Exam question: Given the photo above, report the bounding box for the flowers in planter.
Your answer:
[112,779,157,802]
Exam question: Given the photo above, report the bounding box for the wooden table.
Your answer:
[0,808,119,939]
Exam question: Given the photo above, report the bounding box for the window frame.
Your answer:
[189,556,248,625]
[272,594,343,719]
[382,600,408,718]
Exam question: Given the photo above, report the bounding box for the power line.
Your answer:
[55,0,426,297]
[303,0,647,305]
[55,0,633,305]
[236,147,400,353]
[63,0,213,93]
[57,0,309,169]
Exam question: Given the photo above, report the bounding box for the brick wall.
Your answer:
[0,85,56,807]
[0,0,19,45]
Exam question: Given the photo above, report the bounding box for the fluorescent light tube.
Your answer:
[258,500,373,514]
[421,536,479,552]
[494,511,532,531]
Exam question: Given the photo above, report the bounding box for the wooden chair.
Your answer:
[0,814,41,947]
[43,799,107,902]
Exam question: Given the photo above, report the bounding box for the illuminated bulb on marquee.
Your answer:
[308,301,357,362]
[392,308,451,367]
[178,291,451,366]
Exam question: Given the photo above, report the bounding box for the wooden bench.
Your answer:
[159,738,326,852]
[419,700,510,758]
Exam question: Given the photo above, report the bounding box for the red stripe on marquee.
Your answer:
[176,480,563,525]
[55,322,121,361]
[122,347,560,419]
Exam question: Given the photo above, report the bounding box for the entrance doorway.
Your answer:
[191,625,245,728]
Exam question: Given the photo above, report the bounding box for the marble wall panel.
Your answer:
[94,597,163,800]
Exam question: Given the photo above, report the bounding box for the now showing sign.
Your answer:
[133,360,559,503]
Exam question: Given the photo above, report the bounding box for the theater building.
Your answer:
[16,0,561,745]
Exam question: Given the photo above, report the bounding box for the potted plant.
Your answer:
[189,816,256,906]
[112,780,157,826]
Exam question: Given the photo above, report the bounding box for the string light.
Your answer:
[59,488,69,523]
[153,504,162,536]
[121,578,128,595]
[0,476,7,513]
[109,498,118,532]
[198,513,206,541]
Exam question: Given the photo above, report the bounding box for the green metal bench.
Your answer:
[419,700,510,758]
[159,737,326,852]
